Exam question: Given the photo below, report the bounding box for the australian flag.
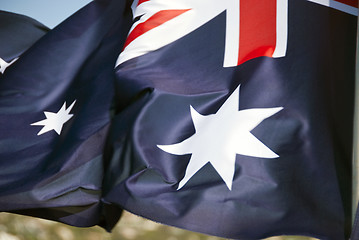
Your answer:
[1,0,358,239]
[0,0,132,229]
[101,0,358,239]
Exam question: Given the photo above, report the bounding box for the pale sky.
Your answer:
[0,0,92,28]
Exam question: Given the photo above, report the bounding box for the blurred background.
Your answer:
[0,1,320,239]
[0,211,317,240]
[0,0,92,29]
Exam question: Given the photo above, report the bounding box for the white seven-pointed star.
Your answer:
[0,57,18,74]
[31,101,76,136]
[158,86,283,191]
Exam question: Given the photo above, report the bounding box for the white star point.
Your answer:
[0,57,18,74]
[31,100,77,136]
[158,86,283,190]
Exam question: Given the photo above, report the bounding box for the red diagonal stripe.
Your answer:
[137,0,150,6]
[123,9,190,50]
[334,0,358,8]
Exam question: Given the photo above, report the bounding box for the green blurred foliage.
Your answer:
[0,212,317,240]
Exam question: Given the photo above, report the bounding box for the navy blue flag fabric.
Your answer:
[0,0,131,229]
[101,0,358,239]
[0,11,49,62]
[1,0,358,239]
[0,11,49,76]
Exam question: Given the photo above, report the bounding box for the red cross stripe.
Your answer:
[237,0,278,65]
[116,0,288,68]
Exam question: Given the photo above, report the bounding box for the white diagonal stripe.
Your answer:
[307,0,358,16]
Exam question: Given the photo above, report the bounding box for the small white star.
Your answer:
[158,86,283,190]
[0,57,18,74]
[31,101,76,136]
